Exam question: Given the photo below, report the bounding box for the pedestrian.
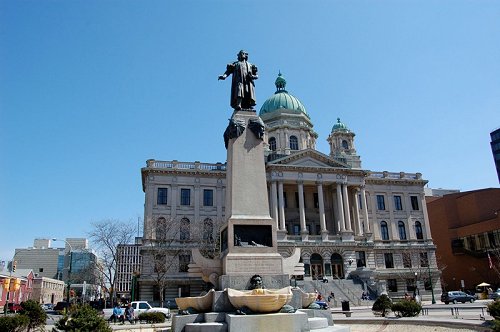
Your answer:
[124,303,135,324]
[109,304,124,324]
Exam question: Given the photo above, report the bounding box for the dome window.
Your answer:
[269,137,277,151]
[290,136,299,150]
[342,140,349,149]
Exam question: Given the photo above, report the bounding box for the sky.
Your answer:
[1,0,499,263]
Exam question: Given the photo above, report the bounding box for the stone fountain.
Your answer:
[171,51,349,332]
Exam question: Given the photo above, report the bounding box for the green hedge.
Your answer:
[391,300,422,317]
[0,315,29,332]
[489,300,500,319]
[55,304,112,332]
[372,294,392,317]
[138,312,165,323]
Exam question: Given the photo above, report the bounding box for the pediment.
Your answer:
[267,149,349,169]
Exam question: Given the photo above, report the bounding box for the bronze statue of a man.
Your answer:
[218,50,258,111]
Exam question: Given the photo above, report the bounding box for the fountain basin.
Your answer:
[226,286,293,313]
[175,289,215,312]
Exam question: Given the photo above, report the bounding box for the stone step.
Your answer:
[185,322,228,332]
[308,317,328,329]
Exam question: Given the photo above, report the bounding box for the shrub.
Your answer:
[55,304,111,332]
[0,315,29,332]
[138,312,165,323]
[20,300,47,331]
[372,294,392,317]
[391,300,422,317]
[489,300,500,319]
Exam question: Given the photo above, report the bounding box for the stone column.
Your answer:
[342,184,352,231]
[278,182,286,231]
[298,182,307,235]
[421,193,433,240]
[271,181,278,229]
[216,179,223,222]
[171,184,178,219]
[336,183,346,231]
[360,186,371,233]
[317,182,327,239]
[353,188,362,236]
[194,184,200,223]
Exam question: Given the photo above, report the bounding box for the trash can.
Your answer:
[341,300,350,312]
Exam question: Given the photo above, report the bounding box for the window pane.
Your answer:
[181,189,191,206]
[269,137,276,151]
[377,195,385,210]
[290,136,299,150]
[384,253,394,268]
[403,252,412,268]
[381,221,389,240]
[394,195,402,210]
[203,189,213,206]
[411,196,419,210]
[180,218,190,240]
[157,188,168,205]
[415,221,423,239]
[398,221,407,240]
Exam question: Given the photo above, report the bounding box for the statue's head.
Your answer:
[250,274,263,289]
[237,50,248,61]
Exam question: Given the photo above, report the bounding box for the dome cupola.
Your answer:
[259,72,308,117]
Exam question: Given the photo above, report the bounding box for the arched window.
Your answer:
[156,217,168,241]
[415,221,423,240]
[398,221,407,240]
[289,136,299,150]
[380,221,389,240]
[342,140,349,149]
[269,137,276,151]
[180,218,190,240]
[203,218,214,242]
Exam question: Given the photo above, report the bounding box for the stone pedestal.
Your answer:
[220,111,283,281]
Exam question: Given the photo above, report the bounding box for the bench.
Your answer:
[331,310,352,317]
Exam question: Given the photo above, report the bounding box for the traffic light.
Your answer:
[12,261,17,273]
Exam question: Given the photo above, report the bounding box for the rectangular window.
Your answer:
[402,252,412,268]
[377,195,386,210]
[313,193,319,209]
[179,254,190,272]
[293,225,300,235]
[203,189,213,206]
[410,196,419,210]
[387,279,398,292]
[283,192,288,208]
[394,195,403,210]
[356,251,366,268]
[420,252,429,267]
[294,192,299,208]
[384,253,394,268]
[406,279,416,292]
[157,188,168,205]
[358,194,363,209]
[180,189,191,206]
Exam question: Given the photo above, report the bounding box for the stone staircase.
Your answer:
[302,278,373,307]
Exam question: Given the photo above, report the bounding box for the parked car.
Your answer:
[441,291,476,304]
[42,303,54,311]
[7,303,23,313]
[53,301,69,313]
[490,289,500,300]
[101,301,171,320]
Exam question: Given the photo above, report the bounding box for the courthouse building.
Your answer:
[138,74,441,303]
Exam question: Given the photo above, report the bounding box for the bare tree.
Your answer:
[395,248,442,295]
[88,219,135,306]
[142,216,223,306]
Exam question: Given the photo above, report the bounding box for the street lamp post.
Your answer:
[427,264,436,304]
[414,272,419,297]
[52,238,73,304]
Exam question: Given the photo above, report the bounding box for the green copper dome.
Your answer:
[332,118,350,132]
[259,73,308,117]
